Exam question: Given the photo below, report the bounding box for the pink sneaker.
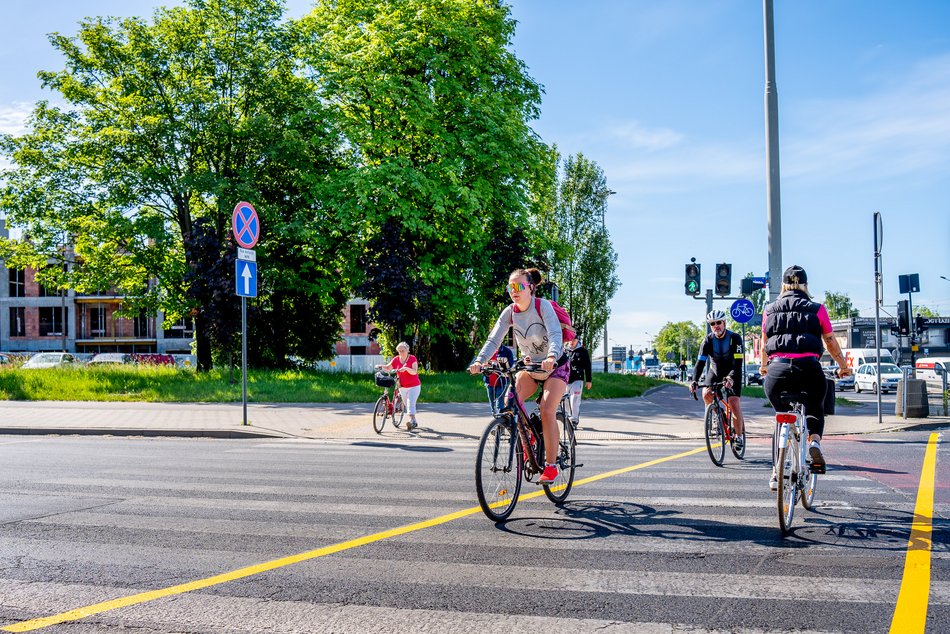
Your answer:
[539,464,559,484]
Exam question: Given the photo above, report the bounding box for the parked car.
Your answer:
[661,363,679,379]
[745,364,763,386]
[835,372,855,391]
[21,352,79,369]
[645,367,662,379]
[854,363,902,394]
[0,353,12,366]
[87,353,132,366]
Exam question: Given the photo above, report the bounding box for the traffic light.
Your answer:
[740,277,767,296]
[897,300,910,335]
[715,263,732,296]
[685,262,701,296]
[916,315,929,335]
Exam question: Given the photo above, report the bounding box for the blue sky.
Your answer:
[3,1,949,353]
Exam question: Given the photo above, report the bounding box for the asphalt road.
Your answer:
[0,431,945,633]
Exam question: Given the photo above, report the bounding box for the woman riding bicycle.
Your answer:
[760,265,851,490]
[469,268,569,485]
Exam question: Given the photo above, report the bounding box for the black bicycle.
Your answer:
[474,359,579,521]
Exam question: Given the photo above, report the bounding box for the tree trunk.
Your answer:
[195,311,213,372]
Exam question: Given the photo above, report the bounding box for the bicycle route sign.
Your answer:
[232,202,260,249]
[730,298,756,324]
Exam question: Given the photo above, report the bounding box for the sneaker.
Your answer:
[407,418,417,431]
[570,418,579,429]
[808,443,826,474]
[733,434,745,452]
[769,472,778,491]
[539,464,559,484]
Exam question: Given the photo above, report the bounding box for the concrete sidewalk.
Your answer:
[0,384,945,441]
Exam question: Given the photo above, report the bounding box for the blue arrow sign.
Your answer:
[730,298,756,324]
[236,261,257,298]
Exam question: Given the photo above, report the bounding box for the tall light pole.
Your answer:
[602,190,616,373]
[764,0,783,301]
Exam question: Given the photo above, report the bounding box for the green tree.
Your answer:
[300,0,546,369]
[655,321,705,364]
[915,305,941,318]
[824,291,859,319]
[0,0,346,370]
[533,152,620,349]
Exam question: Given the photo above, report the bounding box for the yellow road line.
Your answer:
[889,431,939,633]
[1,445,706,632]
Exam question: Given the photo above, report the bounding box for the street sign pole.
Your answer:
[873,212,883,425]
[242,296,247,426]
[232,202,261,427]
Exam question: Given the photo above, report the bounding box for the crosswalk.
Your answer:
[0,435,943,632]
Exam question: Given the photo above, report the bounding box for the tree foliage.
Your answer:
[0,0,348,370]
[533,152,620,349]
[654,321,705,364]
[300,0,545,370]
[824,291,859,320]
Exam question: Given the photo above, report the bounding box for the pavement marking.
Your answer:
[0,444,706,632]
[889,431,939,634]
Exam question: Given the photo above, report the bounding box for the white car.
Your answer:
[854,363,902,394]
[22,352,79,369]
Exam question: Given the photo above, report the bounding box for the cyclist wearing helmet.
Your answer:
[690,309,746,445]
[760,265,851,491]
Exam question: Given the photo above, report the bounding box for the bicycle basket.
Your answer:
[374,372,396,388]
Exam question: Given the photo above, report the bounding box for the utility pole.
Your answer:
[764,0,783,301]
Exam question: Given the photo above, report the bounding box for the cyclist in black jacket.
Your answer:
[691,309,746,446]
[565,338,592,428]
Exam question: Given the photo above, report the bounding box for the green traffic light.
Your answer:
[686,280,699,294]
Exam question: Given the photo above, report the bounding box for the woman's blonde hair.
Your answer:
[781,282,812,298]
[396,341,410,352]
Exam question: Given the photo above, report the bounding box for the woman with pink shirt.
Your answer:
[760,265,851,491]
[377,342,422,430]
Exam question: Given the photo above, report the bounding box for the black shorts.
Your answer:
[705,376,741,398]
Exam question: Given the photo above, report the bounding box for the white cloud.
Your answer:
[608,121,684,151]
[0,102,32,136]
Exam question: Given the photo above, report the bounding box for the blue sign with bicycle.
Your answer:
[730,298,756,324]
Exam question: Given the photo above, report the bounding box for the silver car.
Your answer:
[22,352,79,369]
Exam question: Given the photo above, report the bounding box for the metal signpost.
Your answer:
[232,202,260,426]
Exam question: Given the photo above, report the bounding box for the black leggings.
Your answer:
[764,357,828,437]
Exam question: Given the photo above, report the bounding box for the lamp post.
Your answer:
[602,189,616,373]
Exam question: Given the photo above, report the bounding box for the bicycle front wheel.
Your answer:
[372,396,389,434]
[392,394,406,429]
[801,469,818,510]
[704,404,726,466]
[544,412,577,504]
[475,417,523,522]
[777,437,799,535]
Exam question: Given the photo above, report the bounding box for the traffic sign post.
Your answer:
[232,203,261,427]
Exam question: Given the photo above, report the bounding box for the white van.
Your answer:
[839,348,895,370]
[916,358,950,387]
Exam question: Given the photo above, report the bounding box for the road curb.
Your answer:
[0,427,280,439]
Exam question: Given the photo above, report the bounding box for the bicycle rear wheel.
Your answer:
[544,412,576,504]
[777,435,799,535]
[801,469,818,510]
[372,396,389,434]
[704,404,726,466]
[475,417,522,522]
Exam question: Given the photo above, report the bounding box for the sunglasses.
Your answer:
[710,321,725,327]
[507,282,529,293]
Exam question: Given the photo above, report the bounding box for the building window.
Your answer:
[89,306,106,337]
[8,269,25,298]
[9,307,24,337]
[163,316,194,339]
[350,304,367,334]
[134,311,151,338]
[39,307,67,337]
[349,345,367,355]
